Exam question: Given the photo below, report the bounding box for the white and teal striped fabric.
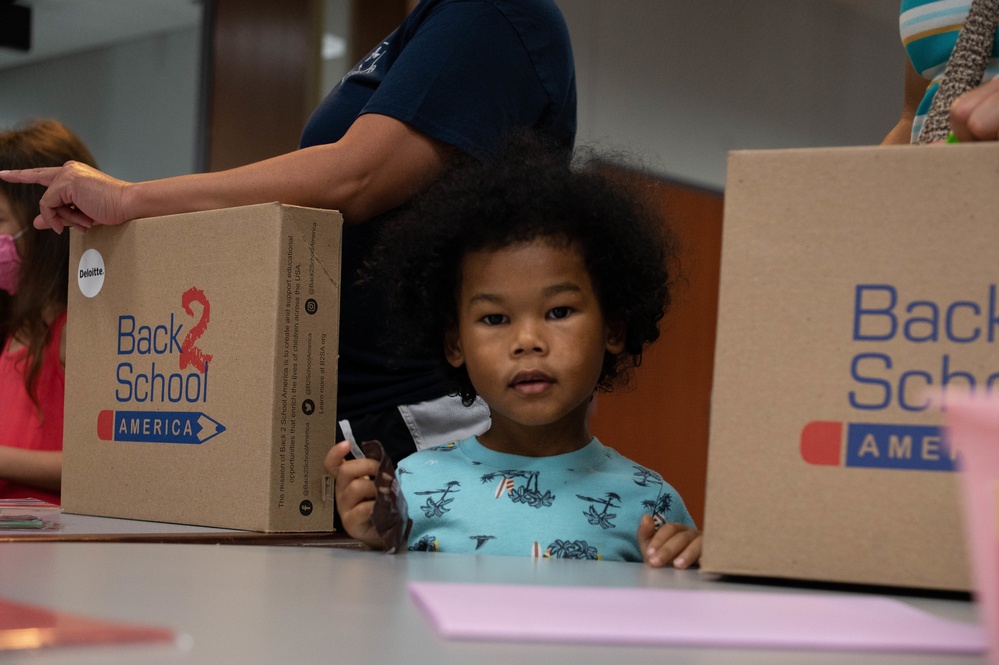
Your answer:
[901,0,999,141]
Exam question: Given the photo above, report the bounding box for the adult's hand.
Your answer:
[950,77,999,142]
[0,161,130,233]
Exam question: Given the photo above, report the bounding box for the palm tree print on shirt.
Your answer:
[632,466,663,487]
[577,492,621,529]
[642,491,674,527]
[414,481,460,518]
[546,539,600,560]
[480,470,555,508]
[410,535,438,552]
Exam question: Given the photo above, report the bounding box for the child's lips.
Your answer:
[510,370,555,394]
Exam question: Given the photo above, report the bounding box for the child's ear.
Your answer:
[605,320,627,355]
[444,328,465,368]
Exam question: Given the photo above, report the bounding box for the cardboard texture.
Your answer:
[701,144,999,591]
[62,203,342,532]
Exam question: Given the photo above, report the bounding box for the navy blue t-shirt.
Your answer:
[300,0,576,419]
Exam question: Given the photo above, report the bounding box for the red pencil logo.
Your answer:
[801,420,956,472]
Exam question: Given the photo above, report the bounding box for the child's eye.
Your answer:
[548,307,572,320]
[481,314,508,326]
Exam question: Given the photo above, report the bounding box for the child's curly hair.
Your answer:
[371,130,677,406]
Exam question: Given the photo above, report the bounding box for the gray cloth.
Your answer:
[398,394,490,451]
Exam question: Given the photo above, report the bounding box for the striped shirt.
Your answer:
[901,0,999,141]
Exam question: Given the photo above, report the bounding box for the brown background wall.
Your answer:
[204,0,409,172]
[589,176,723,527]
[204,0,322,172]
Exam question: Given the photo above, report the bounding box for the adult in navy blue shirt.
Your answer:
[3,0,576,464]
[303,0,576,462]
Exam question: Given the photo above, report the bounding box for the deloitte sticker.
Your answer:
[78,248,106,298]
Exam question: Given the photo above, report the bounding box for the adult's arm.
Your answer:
[882,59,928,145]
[0,113,453,232]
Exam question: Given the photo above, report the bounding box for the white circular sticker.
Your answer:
[78,248,106,298]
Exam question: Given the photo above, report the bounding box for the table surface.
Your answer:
[9,512,245,535]
[0,535,985,665]
[0,511,356,546]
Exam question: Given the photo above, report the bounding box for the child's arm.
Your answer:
[636,514,702,569]
[324,440,385,549]
[0,447,61,492]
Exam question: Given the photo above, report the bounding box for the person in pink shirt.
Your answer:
[0,119,97,504]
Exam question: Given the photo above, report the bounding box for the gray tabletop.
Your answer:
[0,512,355,546]
[0,539,984,665]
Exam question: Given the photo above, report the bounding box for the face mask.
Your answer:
[0,228,27,295]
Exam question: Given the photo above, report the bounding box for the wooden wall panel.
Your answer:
[588,176,723,527]
[202,0,411,172]
[349,0,408,64]
[204,0,321,172]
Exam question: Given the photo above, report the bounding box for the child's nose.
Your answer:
[512,321,547,356]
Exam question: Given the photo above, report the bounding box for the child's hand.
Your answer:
[324,440,385,549]
[636,514,702,569]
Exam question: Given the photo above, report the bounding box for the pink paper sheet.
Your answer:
[409,582,986,653]
[945,393,999,665]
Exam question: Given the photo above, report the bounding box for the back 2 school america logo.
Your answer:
[801,421,954,472]
[99,286,226,445]
[799,283,999,473]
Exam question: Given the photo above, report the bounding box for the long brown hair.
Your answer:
[0,119,97,406]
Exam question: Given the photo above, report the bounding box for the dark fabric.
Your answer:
[299,0,576,421]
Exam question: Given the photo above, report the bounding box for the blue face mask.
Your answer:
[0,227,27,295]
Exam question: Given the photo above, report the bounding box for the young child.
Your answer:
[0,119,97,503]
[326,133,701,567]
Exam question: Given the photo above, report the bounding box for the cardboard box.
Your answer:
[699,144,999,591]
[63,203,342,532]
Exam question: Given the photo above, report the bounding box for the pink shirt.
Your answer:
[0,311,65,504]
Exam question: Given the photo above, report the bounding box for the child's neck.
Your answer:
[477,409,592,458]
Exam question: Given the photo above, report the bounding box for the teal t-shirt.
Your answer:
[397,436,694,561]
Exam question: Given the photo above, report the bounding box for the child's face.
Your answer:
[445,239,625,438]
[0,192,23,237]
